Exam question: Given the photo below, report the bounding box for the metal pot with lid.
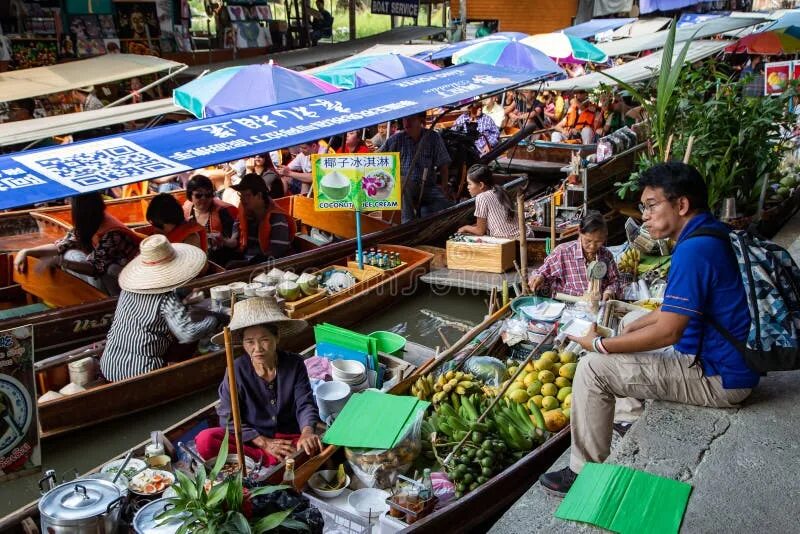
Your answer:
[133,498,188,534]
[39,478,124,533]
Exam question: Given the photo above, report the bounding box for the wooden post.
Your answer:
[516,191,529,294]
[550,193,556,247]
[349,0,356,41]
[223,324,246,477]
[427,1,432,26]
[442,0,447,28]
[459,0,466,40]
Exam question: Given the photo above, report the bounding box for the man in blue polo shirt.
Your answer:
[539,162,758,496]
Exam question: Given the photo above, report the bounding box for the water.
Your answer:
[0,287,490,519]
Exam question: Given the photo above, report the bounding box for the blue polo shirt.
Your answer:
[662,212,759,389]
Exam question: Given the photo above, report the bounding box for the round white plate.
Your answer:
[348,488,389,518]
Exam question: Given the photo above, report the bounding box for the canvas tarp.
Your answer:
[598,16,765,56]
[0,99,184,147]
[0,54,185,103]
[537,40,731,92]
[563,17,637,39]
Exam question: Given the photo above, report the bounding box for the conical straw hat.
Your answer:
[118,234,207,294]
[210,296,307,345]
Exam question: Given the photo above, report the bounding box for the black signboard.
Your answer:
[371,0,420,18]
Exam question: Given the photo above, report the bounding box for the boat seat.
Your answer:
[0,302,50,320]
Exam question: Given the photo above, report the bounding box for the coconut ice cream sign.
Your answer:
[311,153,401,212]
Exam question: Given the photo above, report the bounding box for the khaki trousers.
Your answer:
[570,349,752,473]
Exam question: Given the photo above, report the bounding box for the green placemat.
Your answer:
[555,463,692,534]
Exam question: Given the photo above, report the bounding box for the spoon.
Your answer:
[112,450,135,484]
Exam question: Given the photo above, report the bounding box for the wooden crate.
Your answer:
[446,237,516,273]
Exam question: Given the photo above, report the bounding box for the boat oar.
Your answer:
[443,323,558,466]
[111,450,134,484]
[223,325,247,478]
[516,191,529,295]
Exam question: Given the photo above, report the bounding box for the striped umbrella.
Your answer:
[173,62,340,119]
[726,27,800,55]
[416,32,530,61]
[520,33,608,64]
[311,53,440,90]
[451,40,565,78]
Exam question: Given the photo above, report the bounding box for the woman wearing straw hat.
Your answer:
[99,234,222,381]
[195,297,322,465]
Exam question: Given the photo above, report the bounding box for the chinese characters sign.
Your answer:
[371,0,420,18]
[0,325,40,483]
[312,153,401,212]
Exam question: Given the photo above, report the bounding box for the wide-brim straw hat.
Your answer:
[77,85,95,93]
[210,296,307,346]
[118,234,207,294]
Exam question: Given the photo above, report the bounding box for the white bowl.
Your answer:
[100,458,147,481]
[316,381,351,419]
[331,360,366,381]
[349,376,369,392]
[348,488,390,518]
[308,470,351,499]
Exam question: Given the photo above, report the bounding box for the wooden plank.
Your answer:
[421,267,520,291]
[12,257,107,307]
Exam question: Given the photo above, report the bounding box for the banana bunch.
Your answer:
[489,399,546,451]
[617,247,641,274]
[411,370,481,404]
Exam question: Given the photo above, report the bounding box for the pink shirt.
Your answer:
[534,240,619,297]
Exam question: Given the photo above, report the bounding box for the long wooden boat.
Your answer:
[33,244,432,439]
[0,176,539,359]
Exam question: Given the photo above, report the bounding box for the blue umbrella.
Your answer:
[311,54,440,90]
[416,32,530,61]
[452,40,565,78]
[173,62,340,119]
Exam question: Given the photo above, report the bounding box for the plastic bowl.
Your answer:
[316,381,351,419]
[331,359,366,381]
[308,470,351,499]
[369,331,406,357]
[348,488,390,518]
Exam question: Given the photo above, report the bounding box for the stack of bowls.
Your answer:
[331,360,368,391]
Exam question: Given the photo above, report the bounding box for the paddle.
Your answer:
[222,290,247,478]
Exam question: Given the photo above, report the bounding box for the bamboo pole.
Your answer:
[223,325,246,478]
[516,192,529,294]
[683,135,695,164]
[550,193,556,247]
[664,134,674,162]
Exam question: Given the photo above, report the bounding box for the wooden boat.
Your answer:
[33,244,432,439]
[0,176,536,359]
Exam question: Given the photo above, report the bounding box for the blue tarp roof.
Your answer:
[562,18,636,39]
[0,63,552,210]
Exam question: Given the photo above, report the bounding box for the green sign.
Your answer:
[311,152,401,212]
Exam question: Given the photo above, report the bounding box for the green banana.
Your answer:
[438,403,457,419]
[462,396,479,422]
[451,392,462,413]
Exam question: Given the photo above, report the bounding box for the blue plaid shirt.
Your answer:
[379,130,451,186]
[453,112,500,153]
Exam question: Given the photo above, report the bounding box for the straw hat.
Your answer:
[76,85,95,93]
[211,297,307,345]
[118,234,207,294]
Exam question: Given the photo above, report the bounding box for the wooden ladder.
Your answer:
[284,0,310,48]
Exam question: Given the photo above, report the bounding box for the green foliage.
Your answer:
[157,430,300,533]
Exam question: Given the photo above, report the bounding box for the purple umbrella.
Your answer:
[312,54,440,89]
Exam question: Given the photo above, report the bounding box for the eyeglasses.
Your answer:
[193,192,213,199]
[638,199,671,214]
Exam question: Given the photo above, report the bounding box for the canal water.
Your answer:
[0,286,489,518]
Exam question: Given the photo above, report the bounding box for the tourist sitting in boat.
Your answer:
[143,193,208,252]
[100,234,221,381]
[276,140,328,194]
[457,164,521,239]
[195,297,321,465]
[13,192,142,295]
[551,98,600,145]
[336,130,371,154]
[234,173,296,265]
[452,100,500,155]
[183,175,241,266]
[528,211,620,301]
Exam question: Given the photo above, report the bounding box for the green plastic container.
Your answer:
[368,331,406,357]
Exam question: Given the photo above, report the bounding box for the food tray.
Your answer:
[303,490,372,534]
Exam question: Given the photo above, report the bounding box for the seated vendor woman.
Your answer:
[528,211,620,301]
[100,235,220,381]
[13,192,142,295]
[195,297,322,465]
[457,164,521,238]
[142,193,208,252]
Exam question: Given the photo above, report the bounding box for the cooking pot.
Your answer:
[132,498,188,534]
[39,479,123,533]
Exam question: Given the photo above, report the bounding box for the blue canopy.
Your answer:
[562,18,635,39]
[0,63,552,209]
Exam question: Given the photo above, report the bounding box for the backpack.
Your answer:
[688,227,800,373]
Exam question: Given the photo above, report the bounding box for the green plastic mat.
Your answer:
[555,463,692,534]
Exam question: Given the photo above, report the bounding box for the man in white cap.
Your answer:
[195,297,322,464]
[73,86,103,112]
[100,234,222,381]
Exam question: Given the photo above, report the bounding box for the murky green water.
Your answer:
[0,286,489,518]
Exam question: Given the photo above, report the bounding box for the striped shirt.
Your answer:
[474,190,519,238]
[534,240,619,298]
[100,290,219,381]
[244,211,291,262]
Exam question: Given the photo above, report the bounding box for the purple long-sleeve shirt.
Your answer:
[216,350,320,442]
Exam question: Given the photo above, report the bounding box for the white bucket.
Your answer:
[316,380,351,420]
[67,357,97,387]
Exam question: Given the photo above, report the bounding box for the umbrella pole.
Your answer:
[223,325,247,478]
[355,209,364,269]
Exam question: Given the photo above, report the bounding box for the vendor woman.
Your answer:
[100,235,220,381]
[195,297,321,465]
[528,211,620,300]
[457,164,521,238]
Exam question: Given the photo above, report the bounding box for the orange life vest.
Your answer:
[139,221,208,252]
[90,214,144,258]
[182,198,238,236]
[238,201,296,254]
[564,105,579,129]
[575,109,597,130]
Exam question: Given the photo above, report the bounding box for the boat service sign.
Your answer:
[0,325,40,483]
[311,152,401,212]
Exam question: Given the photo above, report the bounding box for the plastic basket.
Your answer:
[303,492,371,534]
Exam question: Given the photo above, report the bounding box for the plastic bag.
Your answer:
[463,355,507,387]
[431,472,455,509]
[345,410,423,489]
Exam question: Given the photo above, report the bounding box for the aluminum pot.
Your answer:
[39,479,123,533]
[132,498,188,534]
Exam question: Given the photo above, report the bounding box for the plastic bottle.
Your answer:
[282,458,295,487]
[420,468,433,501]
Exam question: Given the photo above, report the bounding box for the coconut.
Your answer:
[320,171,352,200]
[262,268,284,286]
[297,273,320,296]
[779,176,797,189]
[277,281,301,301]
[283,271,299,283]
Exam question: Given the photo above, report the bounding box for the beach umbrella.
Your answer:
[173,62,340,119]
[520,33,608,64]
[451,40,565,78]
[311,54,440,90]
[416,32,529,61]
[725,28,800,55]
